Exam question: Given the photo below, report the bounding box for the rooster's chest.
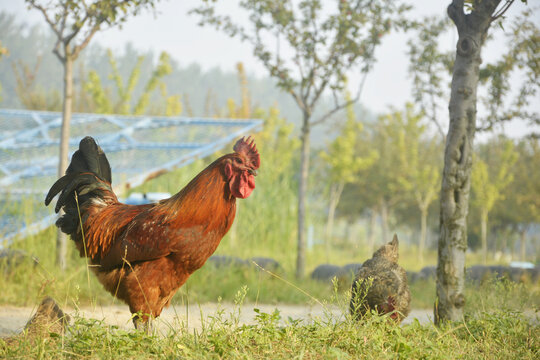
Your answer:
[168,227,225,273]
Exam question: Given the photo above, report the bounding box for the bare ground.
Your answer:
[0,303,434,337]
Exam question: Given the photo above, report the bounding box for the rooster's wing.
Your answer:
[98,205,203,269]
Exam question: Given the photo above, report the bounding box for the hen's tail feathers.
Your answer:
[45,137,112,226]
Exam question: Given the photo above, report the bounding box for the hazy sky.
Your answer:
[0,0,537,139]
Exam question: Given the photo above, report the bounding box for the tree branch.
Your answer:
[59,1,67,36]
[308,77,329,110]
[52,45,65,63]
[295,55,307,101]
[312,71,368,126]
[304,68,314,101]
[447,0,465,30]
[289,89,306,113]
[30,2,61,37]
[72,22,102,59]
[492,0,515,22]
[63,12,90,46]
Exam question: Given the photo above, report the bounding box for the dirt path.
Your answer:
[0,303,433,337]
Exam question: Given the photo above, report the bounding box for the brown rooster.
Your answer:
[45,136,260,330]
[349,234,410,323]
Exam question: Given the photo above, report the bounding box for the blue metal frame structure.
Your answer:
[0,109,263,246]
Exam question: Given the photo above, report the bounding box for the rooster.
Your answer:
[45,136,260,330]
[349,234,410,323]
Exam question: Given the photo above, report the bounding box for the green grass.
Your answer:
[1,291,538,359]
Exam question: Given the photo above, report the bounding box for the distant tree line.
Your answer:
[0,11,371,141]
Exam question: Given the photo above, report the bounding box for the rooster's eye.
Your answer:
[235,158,244,165]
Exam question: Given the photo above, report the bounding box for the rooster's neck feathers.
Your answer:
[158,155,236,226]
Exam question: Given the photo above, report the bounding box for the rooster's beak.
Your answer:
[248,169,258,176]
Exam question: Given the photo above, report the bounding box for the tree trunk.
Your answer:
[347,220,357,244]
[510,234,515,260]
[59,56,73,178]
[480,209,488,265]
[296,114,311,279]
[325,182,345,261]
[419,205,428,265]
[435,0,501,325]
[519,229,526,262]
[367,209,376,256]
[501,232,507,258]
[56,54,74,271]
[534,232,540,262]
[379,199,389,243]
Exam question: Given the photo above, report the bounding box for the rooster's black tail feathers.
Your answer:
[67,136,111,183]
[45,136,112,215]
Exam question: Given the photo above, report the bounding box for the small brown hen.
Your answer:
[350,234,410,323]
[3,297,69,347]
[45,136,260,330]
[24,297,70,337]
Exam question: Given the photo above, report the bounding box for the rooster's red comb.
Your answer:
[233,136,260,169]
